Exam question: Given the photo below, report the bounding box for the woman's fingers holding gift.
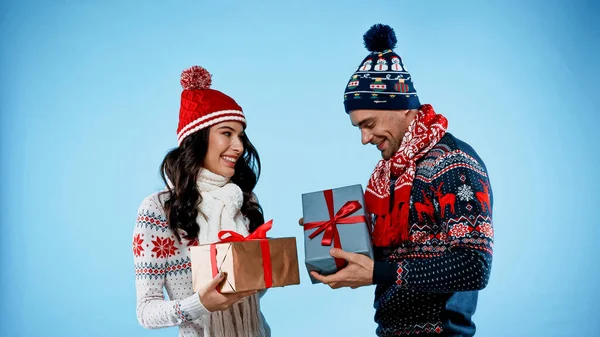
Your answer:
[230,290,258,303]
[198,272,228,311]
[199,272,257,312]
[220,290,258,310]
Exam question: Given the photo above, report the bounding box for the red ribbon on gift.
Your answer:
[210,220,273,289]
[303,189,366,270]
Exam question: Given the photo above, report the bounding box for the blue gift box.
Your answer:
[301,184,374,284]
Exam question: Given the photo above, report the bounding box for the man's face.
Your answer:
[349,109,413,160]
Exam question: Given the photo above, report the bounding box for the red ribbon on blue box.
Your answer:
[303,189,366,270]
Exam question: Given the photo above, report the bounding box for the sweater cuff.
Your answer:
[373,261,399,285]
[177,293,209,321]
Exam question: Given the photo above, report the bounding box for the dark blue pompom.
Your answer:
[363,24,397,52]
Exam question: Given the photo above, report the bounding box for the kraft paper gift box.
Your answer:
[190,220,300,293]
[301,184,374,284]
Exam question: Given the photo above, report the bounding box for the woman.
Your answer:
[132,65,270,337]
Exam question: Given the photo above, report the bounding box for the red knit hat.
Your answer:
[176,66,246,146]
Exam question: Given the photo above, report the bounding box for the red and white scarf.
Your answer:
[365,104,448,247]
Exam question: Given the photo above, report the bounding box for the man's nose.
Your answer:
[361,129,373,145]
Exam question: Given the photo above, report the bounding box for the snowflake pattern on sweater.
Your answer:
[372,133,494,337]
[132,192,210,335]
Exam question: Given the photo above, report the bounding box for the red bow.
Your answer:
[303,189,366,270]
[210,220,273,289]
[217,219,272,242]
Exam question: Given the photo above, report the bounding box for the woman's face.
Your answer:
[203,121,245,178]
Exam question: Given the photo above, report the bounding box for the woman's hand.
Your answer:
[198,272,257,312]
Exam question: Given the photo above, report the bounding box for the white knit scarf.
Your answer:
[195,168,267,337]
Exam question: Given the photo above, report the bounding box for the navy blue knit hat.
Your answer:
[343,24,421,113]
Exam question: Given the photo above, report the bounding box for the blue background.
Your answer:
[1,1,598,336]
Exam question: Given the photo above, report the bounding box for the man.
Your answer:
[306,24,494,337]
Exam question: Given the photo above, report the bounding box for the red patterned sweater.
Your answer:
[372,133,494,337]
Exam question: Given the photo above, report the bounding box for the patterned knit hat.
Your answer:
[177,66,246,146]
[343,24,421,113]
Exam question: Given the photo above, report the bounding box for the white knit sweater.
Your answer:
[132,178,270,336]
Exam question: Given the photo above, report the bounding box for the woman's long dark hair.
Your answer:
[159,128,264,241]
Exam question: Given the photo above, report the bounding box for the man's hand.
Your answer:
[310,248,374,289]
